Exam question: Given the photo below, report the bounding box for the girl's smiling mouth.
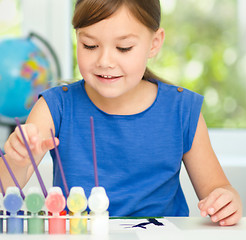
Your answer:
[96,74,122,82]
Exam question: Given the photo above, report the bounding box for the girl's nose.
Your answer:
[96,48,115,69]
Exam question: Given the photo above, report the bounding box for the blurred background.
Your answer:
[0,0,245,216]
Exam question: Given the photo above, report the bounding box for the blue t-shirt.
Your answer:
[40,79,203,217]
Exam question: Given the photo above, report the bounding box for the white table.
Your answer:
[164,217,246,240]
[0,217,245,240]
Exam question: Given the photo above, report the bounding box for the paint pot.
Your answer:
[88,187,109,213]
[69,211,88,234]
[67,187,87,213]
[45,187,66,213]
[6,211,24,234]
[25,187,45,234]
[27,211,45,234]
[25,187,45,213]
[67,187,88,234]
[3,187,24,234]
[45,187,66,234]
[48,210,67,234]
[3,187,23,214]
[90,211,109,236]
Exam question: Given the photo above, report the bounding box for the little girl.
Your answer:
[0,0,242,225]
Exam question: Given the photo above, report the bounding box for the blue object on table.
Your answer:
[6,211,24,234]
[3,193,23,214]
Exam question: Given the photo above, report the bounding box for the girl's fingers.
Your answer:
[4,140,24,162]
[15,124,39,148]
[198,197,207,210]
[4,133,25,160]
[218,210,242,226]
[4,124,50,165]
[210,201,237,223]
[41,137,60,152]
[199,187,242,225]
[199,189,223,216]
[3,124,58,169]
[209,192,233,216]
[8,134,29,158]
[4,140,31,167]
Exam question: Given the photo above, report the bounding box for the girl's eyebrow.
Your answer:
[116,34,139,40]
[78,32,97,40]
[78,31,139,41]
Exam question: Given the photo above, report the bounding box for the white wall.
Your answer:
[21,0,73,80]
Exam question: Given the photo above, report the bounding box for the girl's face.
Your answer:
[76,5,163,101]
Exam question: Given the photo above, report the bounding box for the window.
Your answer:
[0,0,21,38]
[148,0,246,128]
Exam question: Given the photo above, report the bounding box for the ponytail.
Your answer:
[143,67,170,84]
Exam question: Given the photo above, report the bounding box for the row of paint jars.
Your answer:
[0,186,109,235]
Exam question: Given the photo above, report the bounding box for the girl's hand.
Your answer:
[4,123,59,167]
[198,186,242,226]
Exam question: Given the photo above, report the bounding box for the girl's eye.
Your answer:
[83,44,98,50]
[117,46,133,52]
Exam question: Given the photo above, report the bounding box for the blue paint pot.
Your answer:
[3,187,23,214]
[6,211,24,234]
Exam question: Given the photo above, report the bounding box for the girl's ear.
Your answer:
[149,28,165,58]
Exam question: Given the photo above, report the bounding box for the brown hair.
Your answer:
[72,0,168,83]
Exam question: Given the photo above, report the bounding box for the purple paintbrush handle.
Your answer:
[0,148,25,199]
[90,116,99,187]
[15,118,47,198]
[50,128,69,198]
[0,177,5,197]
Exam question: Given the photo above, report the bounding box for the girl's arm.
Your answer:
[0,97,58,191]
[183,113,242,226]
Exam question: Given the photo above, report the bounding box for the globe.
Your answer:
[0,37,53,125]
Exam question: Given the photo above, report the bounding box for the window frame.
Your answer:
[238,0,246,53]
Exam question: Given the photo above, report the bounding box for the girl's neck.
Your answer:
[84,80,158,115]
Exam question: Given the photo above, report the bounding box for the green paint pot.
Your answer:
[27,211,45,234]
[25,188,45,213]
